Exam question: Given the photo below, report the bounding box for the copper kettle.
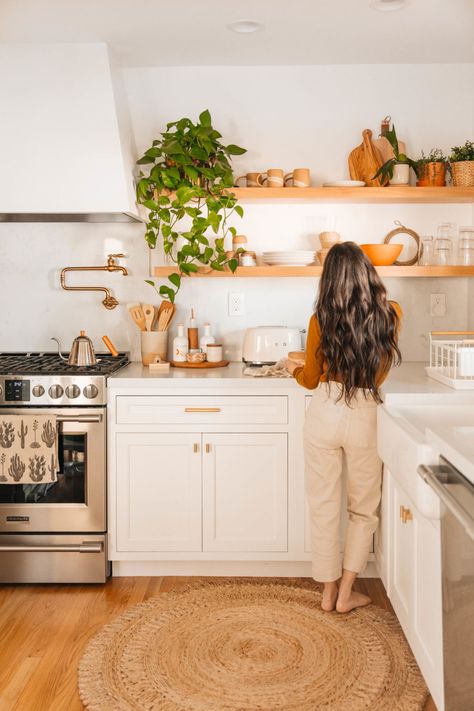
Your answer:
[51,331,97,367]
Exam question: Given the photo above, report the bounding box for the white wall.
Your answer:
[0,62,472,361]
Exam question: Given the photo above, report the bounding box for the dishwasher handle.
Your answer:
[418,464,474,541]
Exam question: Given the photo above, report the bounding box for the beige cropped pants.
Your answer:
[304,383,382,582]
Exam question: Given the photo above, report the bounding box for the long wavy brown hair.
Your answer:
[316,241,401,403]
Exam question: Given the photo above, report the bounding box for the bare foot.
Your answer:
[321,583,339,612]
[336,590,372,613]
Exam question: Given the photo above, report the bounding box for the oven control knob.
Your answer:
[32,385,45,397]
[83,384,99,399]
[48,384,64,399]
[65,384,81,399]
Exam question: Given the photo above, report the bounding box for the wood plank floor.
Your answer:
[0,577,437,711]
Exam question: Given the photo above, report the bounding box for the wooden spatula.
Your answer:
[127,303,147,331]
[142,304,156,331]
[157,301,176,331]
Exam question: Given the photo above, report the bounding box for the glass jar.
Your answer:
[458,227,474,266]
[418,236,434,266]
[434,237,453,266]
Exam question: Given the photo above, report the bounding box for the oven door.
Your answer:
[0,408,105,533]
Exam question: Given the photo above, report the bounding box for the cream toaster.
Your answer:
[242,326,302,365]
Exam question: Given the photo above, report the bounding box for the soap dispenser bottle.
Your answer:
[173,323,189,362]
[199,323,215,354]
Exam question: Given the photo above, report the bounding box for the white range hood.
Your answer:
[0,43,141,222]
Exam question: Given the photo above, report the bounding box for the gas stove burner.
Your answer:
[0,352,129,376]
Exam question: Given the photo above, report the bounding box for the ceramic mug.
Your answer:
[235,172,263,187]
[258,169,285,188]
[207,343,223,363]
[284,168,311,188]
[141,331,168,366]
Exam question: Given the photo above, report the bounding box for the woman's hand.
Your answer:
[284,358,300,375]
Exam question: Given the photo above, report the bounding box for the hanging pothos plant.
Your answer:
[136,110,246,302]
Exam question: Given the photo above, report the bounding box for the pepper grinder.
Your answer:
[188,307,199,353]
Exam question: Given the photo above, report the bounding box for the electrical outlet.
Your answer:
[228,292,245,316]
[430,293,446,317]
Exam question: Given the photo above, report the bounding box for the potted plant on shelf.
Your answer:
[136,109,246,302]
[449,140,474,187]
[415,149,448,187]
[372,125,417,186]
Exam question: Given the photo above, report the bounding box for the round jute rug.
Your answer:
[78,581,428,711]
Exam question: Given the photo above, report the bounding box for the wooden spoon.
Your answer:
[142,304,156,331]
[157,301,176,331]
[127,303,146,332]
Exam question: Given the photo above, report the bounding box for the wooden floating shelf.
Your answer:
[154,265,474,279]
[228,186,474,203]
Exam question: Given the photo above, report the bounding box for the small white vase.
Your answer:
[389,163,410,185]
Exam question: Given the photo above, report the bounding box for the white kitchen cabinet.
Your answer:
[384,468,444,710]
[202,433,288,552]
[115,433,202,552]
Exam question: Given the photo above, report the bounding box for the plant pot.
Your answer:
[389,163,410,185]
[451,161,474,187]
[416,162,446,187]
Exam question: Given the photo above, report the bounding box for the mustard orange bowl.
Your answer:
[360,243,403,266]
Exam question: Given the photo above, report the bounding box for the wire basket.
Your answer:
[426,331,474,389]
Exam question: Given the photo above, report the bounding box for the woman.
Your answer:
[285,242,401,613]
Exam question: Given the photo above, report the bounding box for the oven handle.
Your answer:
[0,542,103,553]
[57,415,103,423]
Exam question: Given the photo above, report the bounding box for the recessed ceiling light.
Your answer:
[227,20,263,34]
[370,0,406,11]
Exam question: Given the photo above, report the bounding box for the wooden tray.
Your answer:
[171,360,230,369]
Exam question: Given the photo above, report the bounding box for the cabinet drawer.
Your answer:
[116,396,288,425]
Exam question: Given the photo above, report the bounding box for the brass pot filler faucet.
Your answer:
[60,253,128,309]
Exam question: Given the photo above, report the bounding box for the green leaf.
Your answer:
[159,208,171,223]
[163,140,184,155]
[226,144,246,156]
[208,211,221,233]
[234,205,244,218]
[136,156,155,165]
[199,109,212,127]
[227,258,238,273]
[162,224,172,238]
[196,235,210,246]
[190,146,208,161]
[168,273,181,288]
[142,199,159,211]
[184,165,200,182]
[145,279,155,287]
[159,285,175,303]
[229,226,237,237]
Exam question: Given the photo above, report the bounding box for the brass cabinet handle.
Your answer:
[205,443,211,453]
[400,505,413,524]
[193,443,200,453]
[184,407,221,413]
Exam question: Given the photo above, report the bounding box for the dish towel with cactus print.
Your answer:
[0,416,58,484]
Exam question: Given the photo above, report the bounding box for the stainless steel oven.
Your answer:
[0,407,108,582]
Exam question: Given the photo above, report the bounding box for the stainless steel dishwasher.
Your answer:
[418,458,474,711]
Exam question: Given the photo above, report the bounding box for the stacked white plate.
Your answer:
[262,251,317,266]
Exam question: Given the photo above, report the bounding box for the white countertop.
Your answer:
[110,360,451,392]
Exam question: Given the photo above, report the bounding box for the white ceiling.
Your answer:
[0,0,473,66]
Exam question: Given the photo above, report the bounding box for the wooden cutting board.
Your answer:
[348,129,386,187]
[373,135,407,164]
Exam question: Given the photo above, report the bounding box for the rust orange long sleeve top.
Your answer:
[293,301,402,390]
